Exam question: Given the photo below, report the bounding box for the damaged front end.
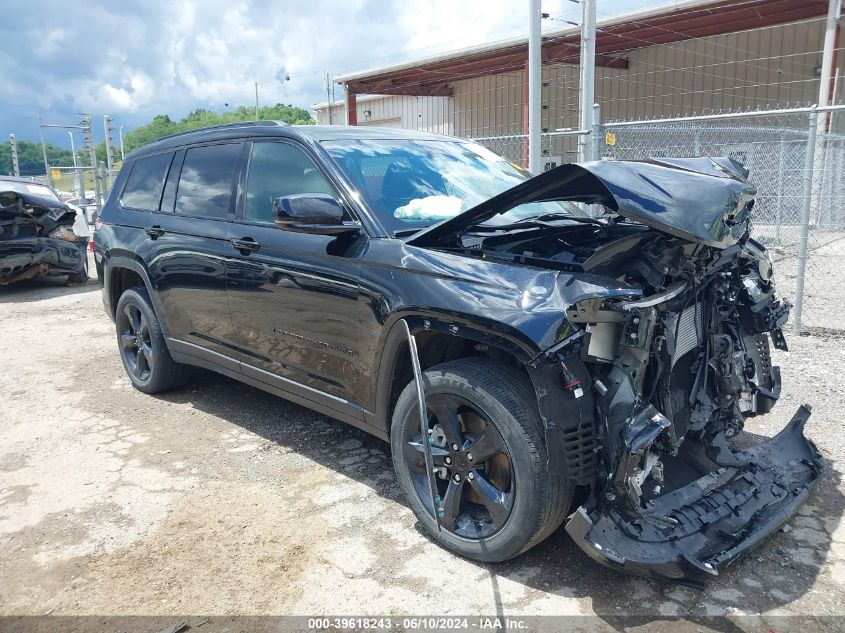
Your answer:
[0,182,87,285]
[562,234,820,583]
[412,157,821,583]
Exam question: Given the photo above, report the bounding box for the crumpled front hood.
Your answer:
[0,188,69,215]
[409,157,757,249]
[0,188,77,238]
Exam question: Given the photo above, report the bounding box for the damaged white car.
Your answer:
[0,176,89,285]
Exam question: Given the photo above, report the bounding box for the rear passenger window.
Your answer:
[121,152,173,210]
[175,143,241,219]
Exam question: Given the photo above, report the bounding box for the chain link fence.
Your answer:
[472,129,589,172]
[603,106,845,335]
[35,163,120,222]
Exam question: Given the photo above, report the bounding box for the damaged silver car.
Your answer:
[0,176,89,285]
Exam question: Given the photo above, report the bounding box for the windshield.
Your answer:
[321,139,583,235]
[0,180,61,204]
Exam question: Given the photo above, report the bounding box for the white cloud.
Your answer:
[1,0,656,142]
[96,84,133,110]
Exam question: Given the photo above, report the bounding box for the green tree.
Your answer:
[95,103,316,161]
[0,140,75,177]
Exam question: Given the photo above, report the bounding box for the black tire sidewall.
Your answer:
[390,364,548,562]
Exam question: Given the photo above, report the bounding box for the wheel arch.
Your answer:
[370,313,539,435]
[103,254,171,337]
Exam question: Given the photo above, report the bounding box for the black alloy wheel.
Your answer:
[403,393,513,538]
[118,301,154,383]
[114,286,190,393]
[391,357,573,562]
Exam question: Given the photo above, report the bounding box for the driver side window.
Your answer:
[244,142,336,224]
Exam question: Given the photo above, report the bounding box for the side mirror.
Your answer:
[272,194,360,235]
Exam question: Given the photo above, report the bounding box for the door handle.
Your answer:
[231,238,261,253]
[144,225,165,239]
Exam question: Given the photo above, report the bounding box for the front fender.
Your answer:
[373,311,600,484]
[370,311,540,433]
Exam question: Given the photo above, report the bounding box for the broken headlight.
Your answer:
[48,225,78,242]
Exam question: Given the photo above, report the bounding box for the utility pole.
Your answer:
[325,71,335,125]
[817,0,842,134]
[578,0,597,162]
[37,112,53,187]
[103,115,114,172]
[527,0,542,174]
[254,82,260,120]
[119,126,125,160]
[9,134,20,177]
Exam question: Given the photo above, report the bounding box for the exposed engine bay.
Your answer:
[0,180,88,285]
[482,221,790,447]
[410,157,821,583]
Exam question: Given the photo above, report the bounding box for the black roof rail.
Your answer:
[153,120,290,143]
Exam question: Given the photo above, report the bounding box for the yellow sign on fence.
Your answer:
[51,169,62,181]
[604,131,617,146]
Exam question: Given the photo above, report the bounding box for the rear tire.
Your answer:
[390,357,573,562]
[115,286,191,393]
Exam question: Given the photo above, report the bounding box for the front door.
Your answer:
[224,140,365,408]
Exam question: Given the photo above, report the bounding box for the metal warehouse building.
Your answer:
[314,0,842,167]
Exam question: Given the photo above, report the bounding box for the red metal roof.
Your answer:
[340,0,829,96]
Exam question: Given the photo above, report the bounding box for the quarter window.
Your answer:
[244,142,336,224]
[175,143,241,219]
[121,152,173,211]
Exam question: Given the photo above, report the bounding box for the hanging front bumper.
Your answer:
[565,405,821,585]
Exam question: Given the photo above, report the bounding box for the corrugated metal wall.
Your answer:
[315,19,843,137]
[599,17,830,121]
[315,95,453,134]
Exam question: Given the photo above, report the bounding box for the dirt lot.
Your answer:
[1,258,844,630]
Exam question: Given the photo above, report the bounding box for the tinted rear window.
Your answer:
[175,143,241,219]
[121,152,173,210]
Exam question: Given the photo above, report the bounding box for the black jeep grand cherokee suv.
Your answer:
[96,121,819,583]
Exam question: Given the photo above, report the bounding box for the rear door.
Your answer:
[224,139,364,408]
[143,142,242,359]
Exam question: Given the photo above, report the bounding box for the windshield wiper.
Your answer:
[394,226,431,237]
[514,213,603,225]
[472,214,604,232]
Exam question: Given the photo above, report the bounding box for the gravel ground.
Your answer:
[0,257,843,630]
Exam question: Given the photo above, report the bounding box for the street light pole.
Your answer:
[68,131,78,168]
[119,126,125,160]
[37,112,53,187]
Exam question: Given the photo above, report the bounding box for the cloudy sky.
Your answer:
[2,0,658,146]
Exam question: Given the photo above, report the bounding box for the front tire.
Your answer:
[115,286,190,393]
[67,248,89,284]
[390,358,573,562]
